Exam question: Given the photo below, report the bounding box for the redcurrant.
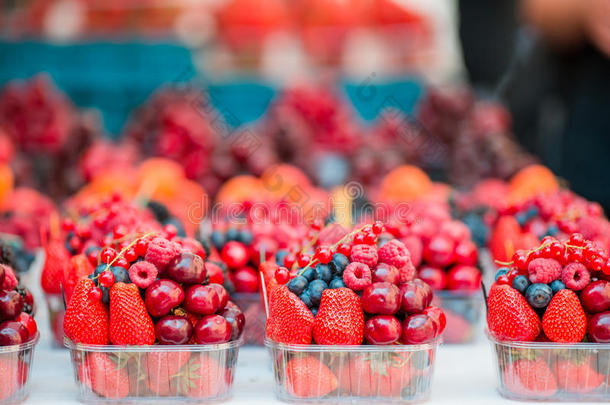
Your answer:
[363,232,377,245]
[512,250,529,270]
[496,275,510,285]
[372,221,384,235]
[163,224,178,239]
[568,247,584,263]
[76,225,91,239]
[337,243,352,256]
[124,248,138,263]
[603,258,610,275]
[61,219,75,232]
[99,271,115,288]
[135,238,149,256]
[314,247,332,264]
[353,233,365,245]
[87,248,100,266]
[569,233,585,246]
[88,287,102,302]
[100,247,117,263]
[590,256,605,272]
[114,257,129,269]
[549,242,565,259]
[283,254,296,269]
[274,267,290,284]
[113,225,127,240]
[297,254,311,267]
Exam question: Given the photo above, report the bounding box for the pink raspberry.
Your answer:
[1,265,18,290]
[528,258,562,284]
[350,244,378,268]
[128,261,159,289]
[343,262,372,291]
[561,262,590,291]
[378,239,411,269]
[399,262,417,283]
[145,237,179,270]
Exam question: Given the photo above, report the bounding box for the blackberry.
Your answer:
[146,200,170,223]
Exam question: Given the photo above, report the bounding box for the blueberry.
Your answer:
[463,213,488,247]
[288,276,308,296]
[225,228,239,242]
[308,280,328,306]
[311,307,318,317]
[329,278,345,289]
[512,275,530,294]
[85,246,100,256]
[494,268,509,281]
[301,267,316,282]
[237,230,253,246]
[330,253,349,275]
[101,286,110,305]
[210,231,225,250]
[299,292,313,308]
[545,225,559,237]
[94,264,106,276]
[315,263,333,284]
[515,212,528,226]
[526,206,539,219]
[276,250,290,267]
[111,266,131,284]
[87,273,97,285]
[550,280,566,295]
[525,283,553,309]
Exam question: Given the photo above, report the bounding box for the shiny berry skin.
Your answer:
[372,221,384,235]
[185,285,220,316]
[525,283,553,309]
[496,275,510,285]
[218,305,245,341]
[231,267,259,293]
[288,276,308,296]
[372,263,400,285]
[297,254,311,268]
[418,266,446,290]
[88,287,103,302]
[401,314,437,344]
[69,236,82,252]
[311,218,323,231]
[209,284,229,310]
[0,321,28,346]
[361,282,401,315]
[166,252,206,285]
[569,233,585,246]
[568,248,584,263]
[274,267,290,284]
[221,241,249,269]
[135,238,149,256]
[124,249,138,263]
[155,315,193,345]
[100,247,117,264]
[62,218,75,232]
[16,312,37,338]
[591,256,605,272]
[549,242,565,259]
[314,247,333,264]
[114,257,129,269]
[98,271,115,288]
[580,280,610,313]
[145,279,186,317]
[194,315,231,344]
[353,233,366,245]
[87,248,100,266]
[446,265,481,291]
[307,280,328,306]
[588,311,610,343]
[0,291,23,321]
[454,241,478,266]
[399,281,432,314]
[511,275,530,294]
[423,235,456,267]
[337,243,351,256]
[604,258,610,275]
[364,315,401,345]
[512,251,529,271]
[113,226,127,240]
[363,232,377,245]
[423,306,446,335]
[283,254,296,269]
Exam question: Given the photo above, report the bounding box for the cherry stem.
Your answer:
[493,240,589,267]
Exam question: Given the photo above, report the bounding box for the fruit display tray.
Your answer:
[433,290,483,344]
[265,338,439,403]
[231,293,265,346]
[488,334,610,402]
[65,338,242,404]
[0,332,39,405]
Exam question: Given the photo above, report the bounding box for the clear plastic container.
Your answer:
[0,333,39,405]
[65,338,242,403]
[432,290,483,344]
[488,333,610,402]
[44,293,65,348]
[231,293,265,346]
[265,338,439,403]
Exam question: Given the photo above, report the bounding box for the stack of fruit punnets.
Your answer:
[265,222,445,402]
[487,233,610,401]
[61,228,244,402]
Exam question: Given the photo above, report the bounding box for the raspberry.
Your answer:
[398,262,417,283]
[1,265,18,290]
[128,261,158,289]
[145,237,179,270]
[378,239,412,269]
[561,262,590,291]
[343,262,372,291]
[528,258,562,284]
[350,244,378,268]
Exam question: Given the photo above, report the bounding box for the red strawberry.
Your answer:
[63,279,110,345]
[555,358,604,393]
[502,358,557,398]
[109,282,155,345]
[177,355,226,399]
[265,285,314,344]
[78,353,129,399]
[542,289,586,343]
[487,284,541,341]
[335,353,412,396]
[313,288,364,345]
[489,216,521,262]
[41,240,70,294]
[285,356,338,398]
[64,254,93,304]
[146,351,190,396]
[0,358,26,401]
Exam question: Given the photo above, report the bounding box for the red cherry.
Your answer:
[297,254,311,267]
[100,247,117,264]
[364,315,401,345]
[194,315,231,344]
[16,312,37,338]
[372,221,384,235]
[87,248,100,266]
[401,314,437,344]
[221,241,249,269]
[314,247,332,264]
[423,306,446,336]
[337,243,351,256]
[417,266,446,290]
[99,271,115,288]
[231,267,259,293]
[363,232,377,245]
[454,241,478,265]
[423,235,456,267]
[274,267,290,284]
[353,233,365,245]
[361,282,401,315]
[88,287,102,302]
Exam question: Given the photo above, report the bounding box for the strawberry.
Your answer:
[285,356,338,398]
[64,254,93,304]
[78,353,129,399]
[265,285,314,344]
[542,289,586,343]
[177,355,226,399]
[335,353,412,396]
[41,240,70,294]
[555,357,604,393]
[109,282,155,345]
[489,216,521,262]
[502,358,557,398]
[63,278,109,345]
[0,358,26,401]
[146,351,190,396]
[487,284,541,342]
[313,288,364,345]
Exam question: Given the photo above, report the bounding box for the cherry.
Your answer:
[361,282,401,315]
[454,241,478,266]
[87,248,100,266]
[206,262,225,285]
[145,279,186,317]
[218,305,245,341]
[155,315,193,345]
[274,267,290,284]
[423,306,446,335]
[588,311,610,343]
[401,314,437,344]
[423,235,456,267]
[16,313,37,338]
[372,263,400,285]
[185,285,220,316]
[166,252,206,285]
[0,321,28,346]
[194,315,231,344]
[98,271,115,288]
[446,265,481,291]
[580,280,610,313]
[0,291,23,321]
[364,315,402,345]
[400,280,431,314]
[231,267,259,293]
[208,283,229,310]
[221,241,249,269]
[418,266,446,290]
[250,237,278,266]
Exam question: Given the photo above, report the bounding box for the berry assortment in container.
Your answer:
[487,233,610,401]
[63,230,244,402]
[265,222,445,402]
